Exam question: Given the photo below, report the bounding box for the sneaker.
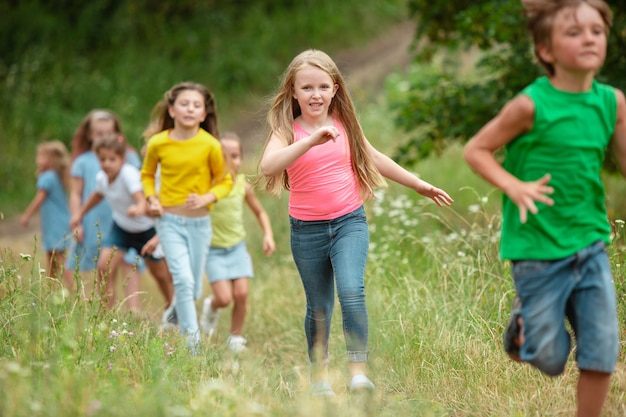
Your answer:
[161,301,178,330]
[227,335,247,353]
[199,296,219,337]
[310,380,336,397]
[503,297,523,362]
[349,374,375,392]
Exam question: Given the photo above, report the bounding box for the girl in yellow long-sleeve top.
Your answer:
[141,82,233,352]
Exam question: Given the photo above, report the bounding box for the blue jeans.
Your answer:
[290,206,370,363]
[511,240,619,375]
[156,213,211,349]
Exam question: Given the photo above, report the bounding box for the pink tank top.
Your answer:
[287,120,362,220]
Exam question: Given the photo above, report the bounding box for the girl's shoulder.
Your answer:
[37,170,61,187]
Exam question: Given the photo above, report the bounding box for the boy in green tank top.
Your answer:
[464,1,626,416]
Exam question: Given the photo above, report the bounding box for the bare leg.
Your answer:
[120,261,141,312]
[50,251,66,281]
[146,258,174,307]
[230,278,248,335]
[97,248,125,309]
[348,362,368,378]
[577,370,611,417]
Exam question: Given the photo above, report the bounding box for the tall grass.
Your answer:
[1,84,625,416]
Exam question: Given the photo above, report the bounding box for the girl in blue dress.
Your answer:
[21,140,72,281]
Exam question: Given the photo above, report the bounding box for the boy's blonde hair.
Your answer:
[522,0,612,76]
[260,49,386,198]
[38,140,70,191]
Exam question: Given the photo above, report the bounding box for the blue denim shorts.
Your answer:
[205,240,254,282]
[511,240,619,375]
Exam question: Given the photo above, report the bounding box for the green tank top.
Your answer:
[501,77,616,260]
[210,173,247,248]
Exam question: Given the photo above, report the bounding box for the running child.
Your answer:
[141,81,233,351]
[464,1,625,415]
[199,131,276,353]
[70,133,174,312]
[258,49,453,395]
[21,140,72,280]
[64,109,146,309]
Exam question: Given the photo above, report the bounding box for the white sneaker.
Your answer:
[161,300,178,331]
[310,380,336,397]
[199,296,219,337]
[227,335,247,353]
[349,374,375,392]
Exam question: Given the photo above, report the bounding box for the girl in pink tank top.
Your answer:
[259,49,453,396]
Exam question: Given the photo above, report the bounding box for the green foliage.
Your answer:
[391,0,626,165]
[0,0,406,216]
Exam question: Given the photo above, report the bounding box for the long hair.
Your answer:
[260,49,386,198]
[70,109,122,162]
[521,0,612,76]
[143,81,219,140]
[38,140,70,191]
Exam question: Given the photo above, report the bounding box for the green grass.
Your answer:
[1,87,625,416]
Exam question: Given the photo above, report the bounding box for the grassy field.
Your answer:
[1,87,625,416]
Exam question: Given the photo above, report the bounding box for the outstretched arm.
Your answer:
[464,94,554,223]
[244,182,275,256]
[365,140,454,207]
[20,190,48,227]
[70,192,104,230]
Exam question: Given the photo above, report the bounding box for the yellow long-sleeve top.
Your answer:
[141,129,233,209]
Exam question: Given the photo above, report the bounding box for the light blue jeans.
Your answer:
[156,213,211,349]
[289,206,370,364]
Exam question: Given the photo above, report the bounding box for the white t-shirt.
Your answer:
[95,164,154,233]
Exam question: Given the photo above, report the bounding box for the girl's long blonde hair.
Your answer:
[38,140,70,191]
[259,49,386,198]
[143,81,219,141]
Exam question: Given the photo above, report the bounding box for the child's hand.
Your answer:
[127,204,144,217]
[20,214,29,227]
[147,198,163,217]
[309,126,340,147]
[141,236,158,256]
[506,173,554,223]
[185,193,212,210]
[70,214,82,230]
[72,224,84,243]
[419,185,454,207]
[262,235,276,256]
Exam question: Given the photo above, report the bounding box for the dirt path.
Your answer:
[224,20,416,156]
[0,20,416,245]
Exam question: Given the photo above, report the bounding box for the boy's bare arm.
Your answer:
[464,95,554,223]
[610,89,626,177]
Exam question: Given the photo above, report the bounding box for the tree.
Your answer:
[391,0,626,165]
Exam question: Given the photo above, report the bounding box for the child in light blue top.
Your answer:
[21,140,71,279]
[64,109,145,308]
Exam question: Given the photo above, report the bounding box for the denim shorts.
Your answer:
[511,240,619,375]
[205,240,254,283]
